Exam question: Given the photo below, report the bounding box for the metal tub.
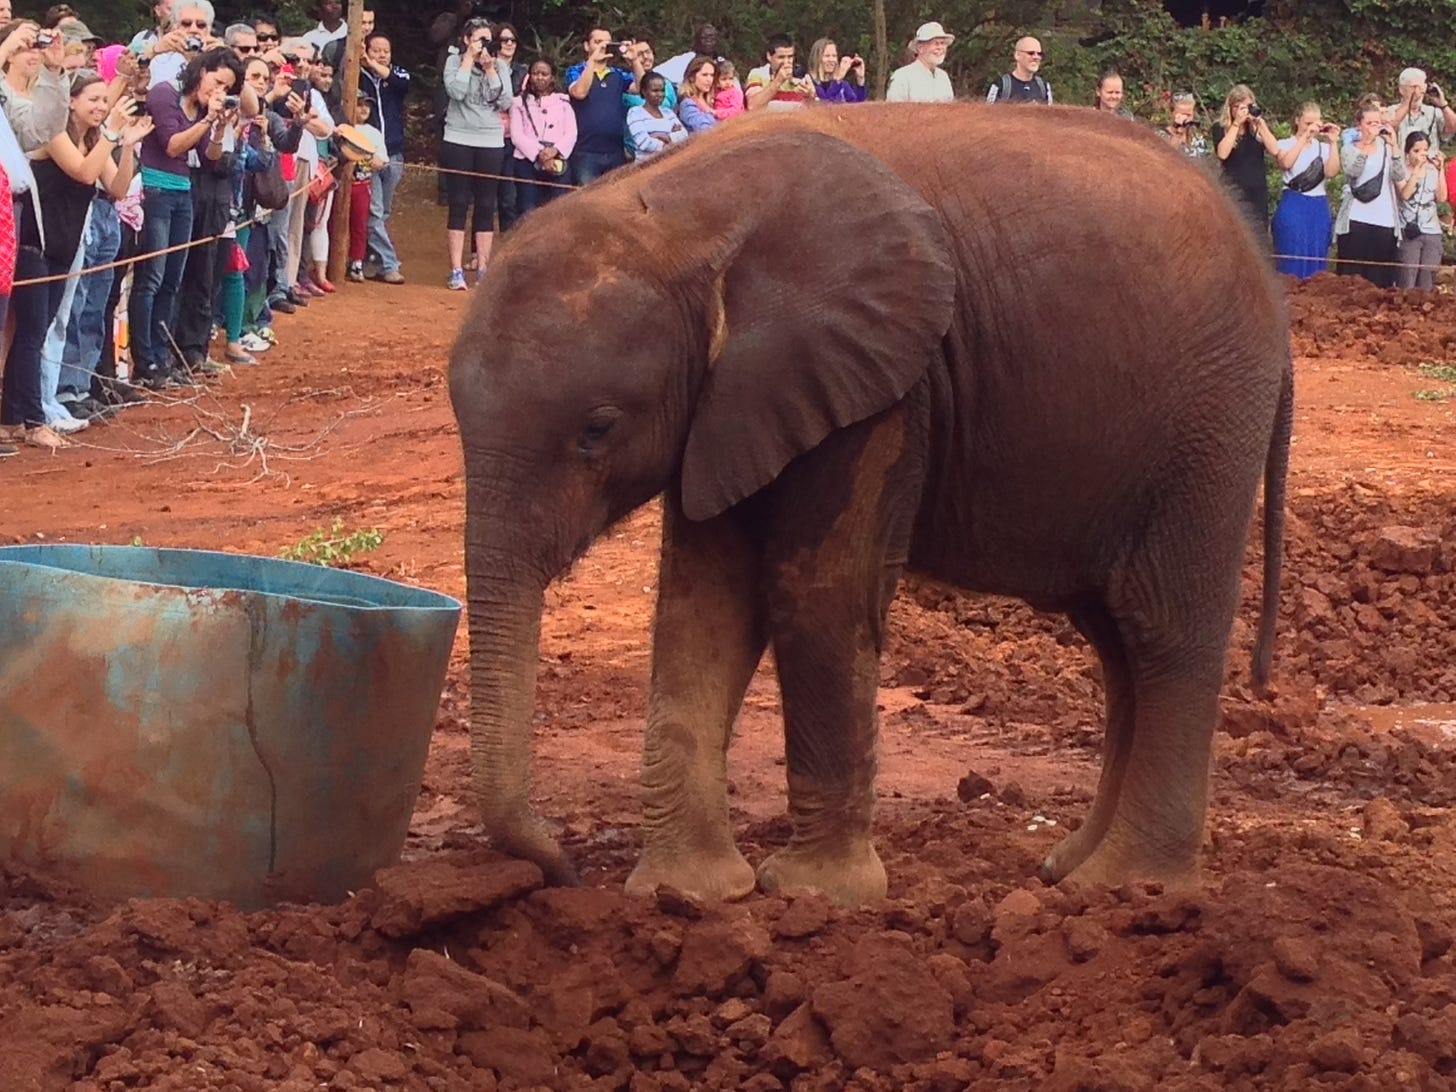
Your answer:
[0,545,461,909]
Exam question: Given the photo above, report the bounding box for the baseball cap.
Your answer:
[914,21,955,44]
[60,19,102,45]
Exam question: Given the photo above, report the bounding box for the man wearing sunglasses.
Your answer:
[140,1,220,89]
[987,36,1053,105]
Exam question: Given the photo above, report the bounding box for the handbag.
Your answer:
[521,98,566,179]
[1402,219,1423,240]
[1349,146,1387,203]
[307,159,336,204]
[253,154,290,210]
[1286,149,1326,194]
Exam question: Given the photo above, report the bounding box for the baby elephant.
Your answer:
[449,102,1291,905]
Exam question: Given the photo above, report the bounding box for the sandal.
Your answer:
[25,424,71,450]
[0,424,23,443]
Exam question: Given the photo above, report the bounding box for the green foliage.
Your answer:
[281,518,384,567]
[1418,363,1456,382]
[1411,388,1453,401]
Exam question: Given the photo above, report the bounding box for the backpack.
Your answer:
[996,73,1051,105]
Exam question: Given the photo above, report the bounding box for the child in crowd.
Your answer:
[713,61,745,120]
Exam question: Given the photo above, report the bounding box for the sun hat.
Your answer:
[914,21,955,44]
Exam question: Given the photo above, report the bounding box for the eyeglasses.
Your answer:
[177,19,208,29]
[1018,49,1042,56]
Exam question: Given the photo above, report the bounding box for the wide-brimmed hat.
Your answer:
[60,19,102,45]
[914,21,955,44]
[333,124,375,163]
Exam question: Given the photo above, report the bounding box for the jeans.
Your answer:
[1,247,65,426]
[513,154,567,218]
[268,191,294,300]
[1398,231,1443,290]
[368,154,402,273]
[97,225,139,391]
[60,195,121,398]
[568,148,626,187]
[40,234,88,421]
[129,186,193,373]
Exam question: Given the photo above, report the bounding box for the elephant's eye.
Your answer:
[577,408,621,457]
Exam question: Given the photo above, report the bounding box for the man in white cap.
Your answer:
[886,21,954,103]
[987,36,1052,104]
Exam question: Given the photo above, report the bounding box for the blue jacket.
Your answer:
[362,65,410,158]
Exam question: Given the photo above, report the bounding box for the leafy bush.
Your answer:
[281,518,384,568]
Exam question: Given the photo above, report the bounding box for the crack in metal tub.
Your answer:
[0,545,461,909]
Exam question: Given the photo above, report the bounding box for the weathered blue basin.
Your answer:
[0,545,460,909]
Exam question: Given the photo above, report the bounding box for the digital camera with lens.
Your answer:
[34,30,55,47]
[184,34,204,51]
[1246,102,1264,118]
[222,95,239,109]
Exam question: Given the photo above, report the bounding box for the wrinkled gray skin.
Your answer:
[448,104,1291,906]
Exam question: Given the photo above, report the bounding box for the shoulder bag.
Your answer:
[1286,147,1327,194]
[1349,146,1387,203]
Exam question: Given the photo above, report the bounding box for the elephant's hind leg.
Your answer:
[1039,601,1135,883]
[624,497,765,902]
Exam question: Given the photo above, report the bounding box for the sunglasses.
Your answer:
[497,36,516,43]
[1019,49,1043,56]
[177,19,208,29]
[235,44,259,53]
[256,32,279,41]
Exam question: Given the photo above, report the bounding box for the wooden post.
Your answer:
[873,0,888,100]
[326,0,366,285]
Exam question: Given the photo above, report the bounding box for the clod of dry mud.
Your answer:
[4,230,1456,1090]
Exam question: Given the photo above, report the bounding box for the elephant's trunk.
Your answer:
[464,534,577,886]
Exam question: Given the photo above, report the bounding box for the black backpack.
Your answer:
[995,73,1051,105]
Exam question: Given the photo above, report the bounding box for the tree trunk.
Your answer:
[873,0,889,100]
[327,0,367,285]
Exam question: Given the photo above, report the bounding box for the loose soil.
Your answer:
[5,179,1456,1090]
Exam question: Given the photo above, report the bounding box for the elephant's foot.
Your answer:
[1056,821,1201,892]
[756,838,887,907]
[625,845,756,902]
[485,810,579,887]
[1038,821,1106,885]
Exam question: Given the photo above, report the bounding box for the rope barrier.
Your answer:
[7,156,1452,288]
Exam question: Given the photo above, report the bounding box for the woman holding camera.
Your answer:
[1335,106,1406,288]
[441,17,514,290]
[131,47,242,389]
[1270,102,1341,280]
[807,38,866,104]
[1212,85,1282,234]
[1162,92,1209,158]
[507,59,575,218]
[1395,132,1447,289]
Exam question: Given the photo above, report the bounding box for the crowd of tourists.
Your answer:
[0,1,1446,460]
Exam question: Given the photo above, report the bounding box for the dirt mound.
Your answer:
[5,838,1453,1091]
[1290,274,1456,367]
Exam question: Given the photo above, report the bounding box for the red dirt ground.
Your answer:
[5,179,1456,1090]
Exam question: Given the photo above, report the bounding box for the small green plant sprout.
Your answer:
[1417,363,1456,384]
[280,518,384,567]
[1411,388,1453,402]
[130,535,143,547]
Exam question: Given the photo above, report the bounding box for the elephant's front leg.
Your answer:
[623,495,765,901]
[754,412,921,906]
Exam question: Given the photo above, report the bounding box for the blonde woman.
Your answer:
[676,55,718,131]
[1270,101,1341,279]
[1212,84,1281,233]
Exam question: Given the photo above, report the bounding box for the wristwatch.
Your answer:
[101,126,122,144]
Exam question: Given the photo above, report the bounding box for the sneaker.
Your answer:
[285,289,310,308]
[271,297,296,315]
[376,269,404,285]
[447,268,467,291]
[256,326,277,345]
[96,378,147,407]
[50,415,89,434]
[347,261,364,283]
[239,332,272,353]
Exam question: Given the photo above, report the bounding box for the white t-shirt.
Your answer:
[148,52,185,89]
[1348,146,1396,228]
[885,63,953,103]
[1277,137,1330,190]
[302,22,348,56]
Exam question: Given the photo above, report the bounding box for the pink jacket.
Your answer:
[713,84,746,121]
[509,92,578,162]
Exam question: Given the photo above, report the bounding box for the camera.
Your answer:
[1246,102,1263,119]
[475,36,495,58]
[34,30,55,47]
[129,99,148,117]
[222,95,239,110]
[1174,118,1202,129]
[184,34,204,51]
[1428,82,1444,101]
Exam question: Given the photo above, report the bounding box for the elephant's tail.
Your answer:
[1251,359,1293,694]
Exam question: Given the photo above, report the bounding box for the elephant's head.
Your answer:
[448,128,956,883]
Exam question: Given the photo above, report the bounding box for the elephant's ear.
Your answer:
[641,130,957,522]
